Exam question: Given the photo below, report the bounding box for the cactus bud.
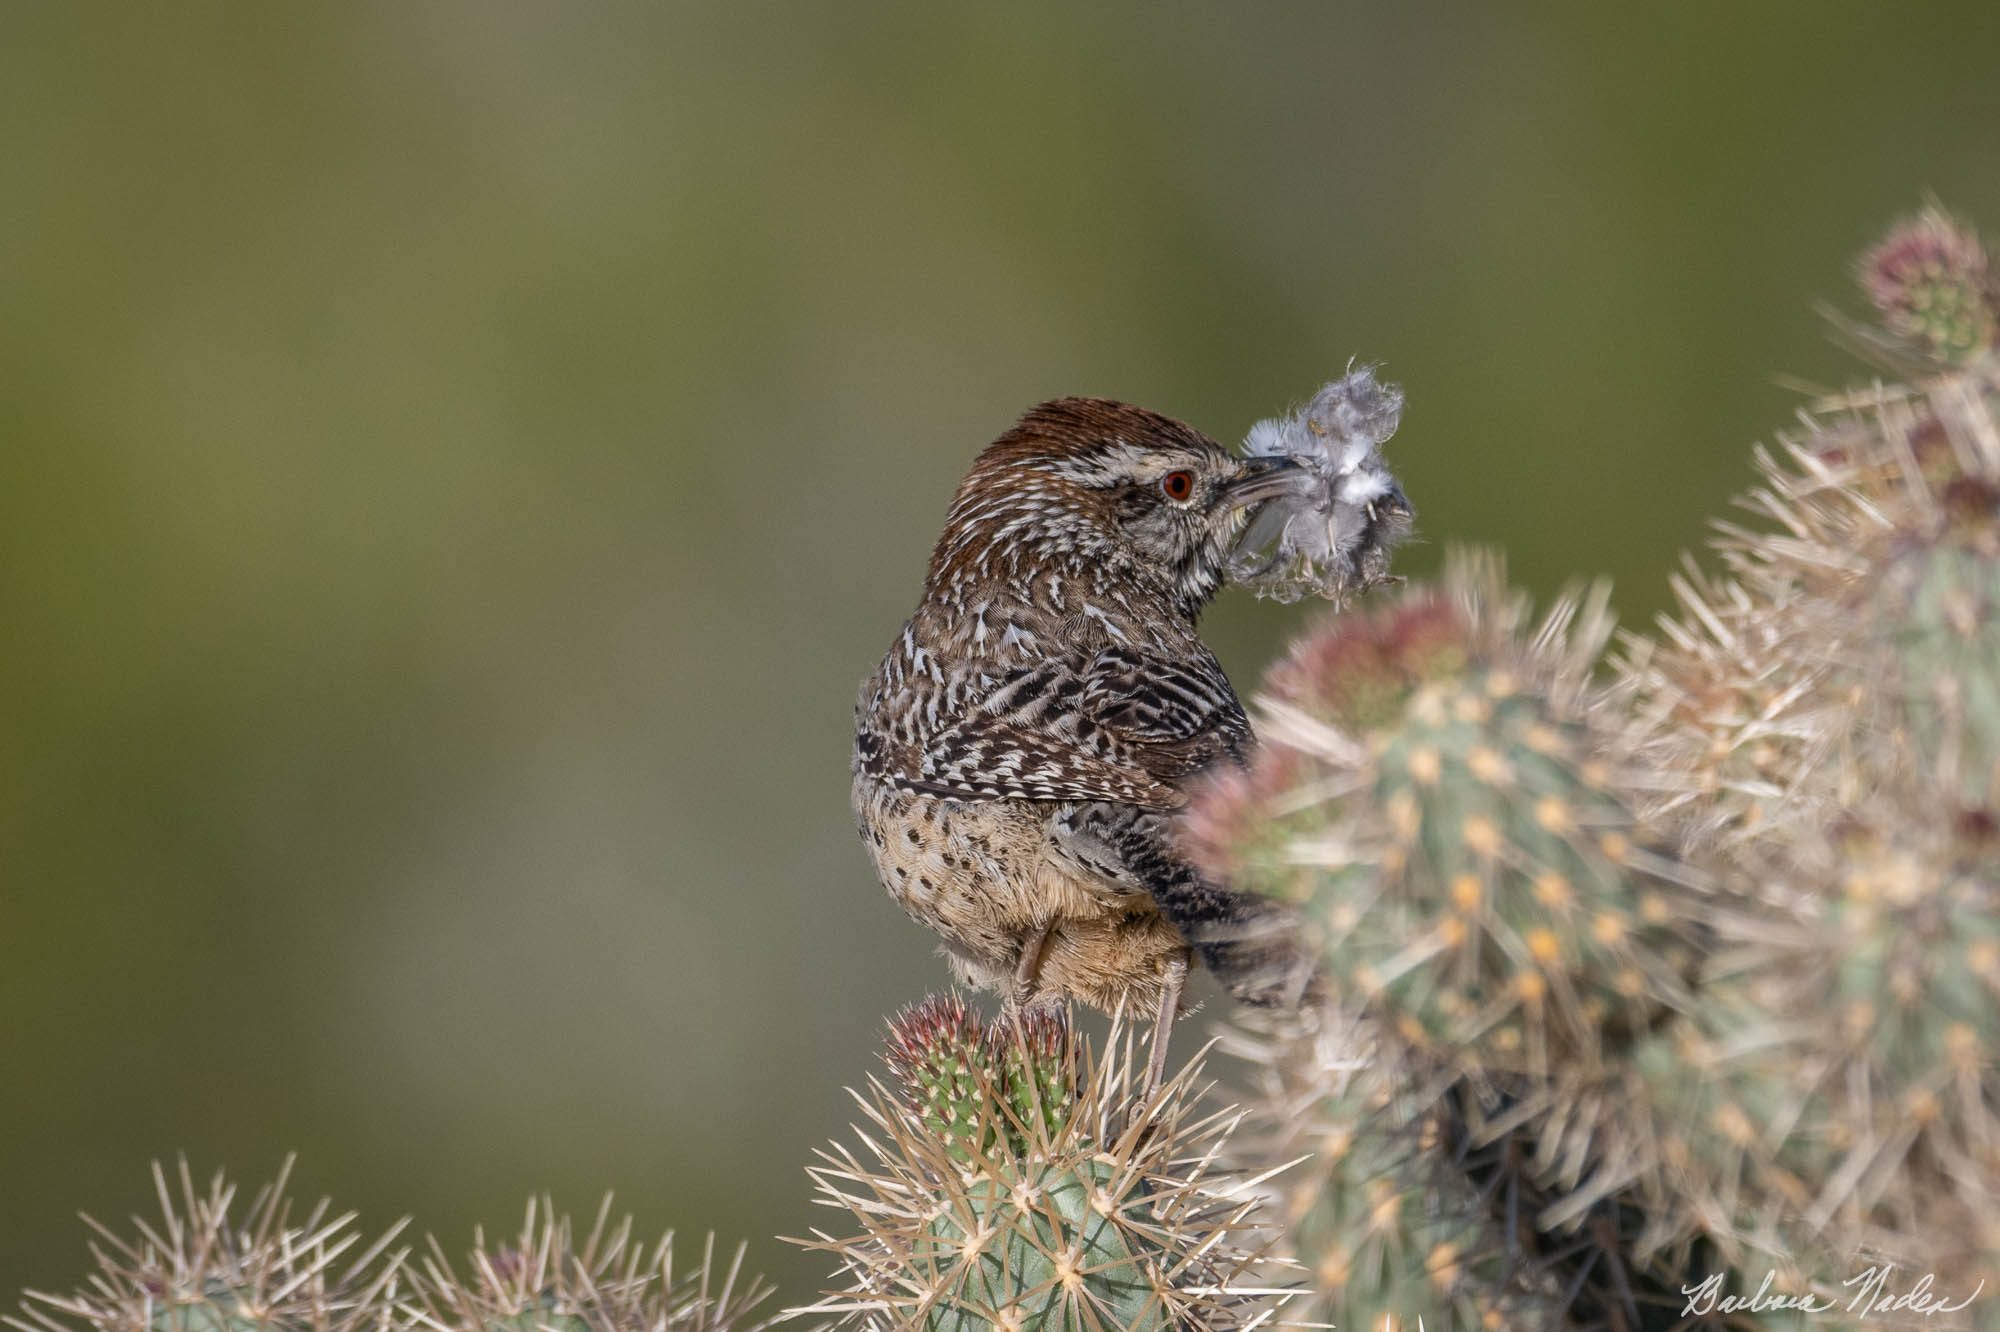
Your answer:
[1860,204,1997,367]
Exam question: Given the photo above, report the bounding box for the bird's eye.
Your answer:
[1160,470,1196,502]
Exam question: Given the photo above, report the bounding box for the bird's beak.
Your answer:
[1223,455,1310,509]
[1378,481,1414,521]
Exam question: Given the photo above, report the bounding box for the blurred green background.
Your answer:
[5,0,2000,1308]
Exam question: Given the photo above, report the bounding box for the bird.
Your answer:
[852,395,1406,1095]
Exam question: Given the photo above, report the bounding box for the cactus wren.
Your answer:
[853,397,1337,1090]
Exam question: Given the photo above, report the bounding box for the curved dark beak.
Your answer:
[1224,455,1309,509]
[1378,481,1414,521]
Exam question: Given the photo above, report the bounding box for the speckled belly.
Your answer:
[851,773,1188,1015]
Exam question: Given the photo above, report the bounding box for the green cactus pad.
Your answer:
[1865,501,2000,808]
[800,1011,1285,1329]
[145,1291,279,1332]
[919,1159,1171,1332]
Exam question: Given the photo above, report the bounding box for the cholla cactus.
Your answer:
[1193,553,1717,1328]
[1616,359,2000,854]
[1844,408,2000,808]
[408,1198,775,1332]
[1657,777,2000,1290]
[1217,1010,1564,1332]
[1607,555,1858,867]
[1201,551,1706,1087]
[11,1166,776,1332]
[792,1000,1287,1330]
[9,1160,407,1332]
[1601,211,2000,1325]
[1622,273,2000,990]
[1615,336,2000,1319]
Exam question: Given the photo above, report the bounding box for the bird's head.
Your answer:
[925,397,1309,617]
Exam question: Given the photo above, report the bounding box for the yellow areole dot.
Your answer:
[1533,872,1572,907]
[1945,1022,1981,1071]
[1534,796,1571,832]
[1451,874,1482,911]
[1407,747,1443,786]
[1462,816,1502,857]
[1592,911,1625,944]
[1711,1102,1754,1146]
[1366,1178,1399,1230]
[1526,927,1562,964]
[1514,971,1546,1003]
[1466,745,1511,784]
[1599,831,1631,862]
[1387,790,1421,838]
[1969,940,2000,977]
[1843,1001,1875,1037]
[1452,692,1491,724]
[1427,1241,1460,1289]
[1522,723,1564,754]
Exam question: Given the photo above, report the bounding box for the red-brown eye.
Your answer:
[1160,470,1195,502]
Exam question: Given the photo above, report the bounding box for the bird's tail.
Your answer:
[1148,866,1321,1009]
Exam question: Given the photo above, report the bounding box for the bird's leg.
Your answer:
[1007,922,1052,1015]
[1141,951,1190,1104]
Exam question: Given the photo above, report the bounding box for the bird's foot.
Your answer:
[1004,922,1052,1016]
[1139,952,1190,1105]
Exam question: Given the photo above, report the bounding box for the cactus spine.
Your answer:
[9,1160,408,1332]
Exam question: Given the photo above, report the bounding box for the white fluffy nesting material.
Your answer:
[1227,364,1414,603]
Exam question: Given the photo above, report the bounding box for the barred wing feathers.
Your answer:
[858,646,1252,807]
